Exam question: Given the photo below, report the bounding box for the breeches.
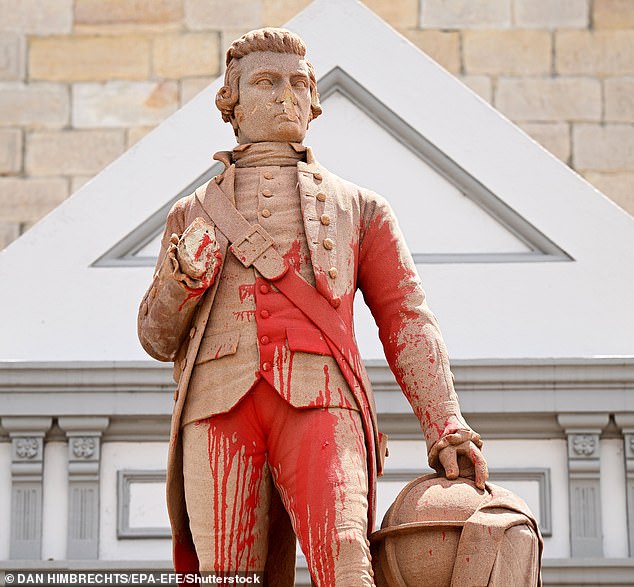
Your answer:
[182,379,374,587]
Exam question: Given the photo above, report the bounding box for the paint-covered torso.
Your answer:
[182,163,356,425]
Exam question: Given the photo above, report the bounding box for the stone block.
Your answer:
[153,33,220,78]
[605,77,634,122]
[73,81,179,128]
[573,123,634,170]
[127,126,155,147]
[0,222,19,249]
[582,171,634,215]
[420,0,511,29]
[26,130,125,176]
[71,176,94,193]
[513,0,589,29]
[458,75,493,103]
[557,31,634,76]
[75,0,183,27]
[593,0,634,29]
[0,83,69,128]
[262,0,311,27]
[0,33,25,81]
[0,129,22,174]
[404,30,461,74]
[517,122,571,163]
[220,29,253,68]
[0,0,72,35]
[0,178,68,224]
[463,30,551,76]
[364,0,419,29]
[185,0,261,31]
[495,77,601,122]
[29,36,151,81]
[180,77,214,104]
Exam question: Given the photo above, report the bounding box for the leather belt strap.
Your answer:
[196,179,359,381]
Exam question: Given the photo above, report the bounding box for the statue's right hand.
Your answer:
[174,218,221,282]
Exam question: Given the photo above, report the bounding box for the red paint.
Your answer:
[239,284,255,303]
[441,531,446,542]
[429,549,433,556]
[194,232,213,261]
[177,248,223,311]
[203,418,265,572]
[233,310,256,322]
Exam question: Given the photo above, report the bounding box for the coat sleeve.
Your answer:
[137,197,215,362]
[356,191,481,464]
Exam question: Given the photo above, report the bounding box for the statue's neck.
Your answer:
[232,142,306,168]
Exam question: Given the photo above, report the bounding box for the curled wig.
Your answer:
[216,28,322,135]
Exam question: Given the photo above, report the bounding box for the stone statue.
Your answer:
[138,28,489,586]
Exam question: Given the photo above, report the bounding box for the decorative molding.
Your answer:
[317,67,571,265]
[92,163,223,268]
[615,414,634,557]
[14,437,40,460]
[58,417,109,559]
[117,470,171,539]
[1,417,52,560]
[558,413,610,558]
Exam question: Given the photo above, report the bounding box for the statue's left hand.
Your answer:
[433,430,488,490]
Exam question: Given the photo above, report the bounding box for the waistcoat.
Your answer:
[181,144,356,425]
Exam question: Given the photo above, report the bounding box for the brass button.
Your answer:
[262,362,271,372]
[189,326,196,338]
[330,296,341,308]
[261,309,270,319]
[313,172,322,181]
[323,238,334,250]
[328,267,338,279]
[261,209,271,218]
[320,214,330,226]
[262,188,273,197]
[263,171,273,180]
[316,192,326,202]
[260,335,270,345]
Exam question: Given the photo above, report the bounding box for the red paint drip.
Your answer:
[204,419,265,572]
[194,232,212,261]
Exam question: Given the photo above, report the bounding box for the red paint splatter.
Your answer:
[238,284,255,303]
[194,232,212,261]
[441,531,446,542]
[203,418,265,572]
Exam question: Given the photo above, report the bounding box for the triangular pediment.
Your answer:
[1,0,633,362]
[97,67,568,267]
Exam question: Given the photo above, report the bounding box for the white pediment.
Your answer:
[1,0,633,362]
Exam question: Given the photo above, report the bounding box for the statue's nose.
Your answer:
[278,85,298,113]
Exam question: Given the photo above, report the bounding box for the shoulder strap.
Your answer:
[196,178,361,380]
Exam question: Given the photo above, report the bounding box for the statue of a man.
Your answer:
[138,28,488,586]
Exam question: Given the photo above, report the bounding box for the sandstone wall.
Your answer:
[1,0,633,248]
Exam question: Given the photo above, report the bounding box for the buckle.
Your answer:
[229,224,274,268]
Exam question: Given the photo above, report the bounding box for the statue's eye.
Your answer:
[293,79,308,89]
[256,78,273,87]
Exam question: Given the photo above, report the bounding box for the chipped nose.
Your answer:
[281,85,297,115]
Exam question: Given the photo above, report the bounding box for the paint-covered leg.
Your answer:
[182,404,271,573]
[268,405,374,587]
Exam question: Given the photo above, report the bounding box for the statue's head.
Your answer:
[216,28,322,144]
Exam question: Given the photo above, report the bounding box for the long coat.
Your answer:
[138,148,472,584]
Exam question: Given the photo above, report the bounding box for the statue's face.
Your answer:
[234,51,312,144]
